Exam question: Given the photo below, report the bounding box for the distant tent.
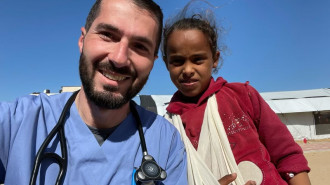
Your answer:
[262,88,330,113]
[139,88,330,140]
[139,95,172,116]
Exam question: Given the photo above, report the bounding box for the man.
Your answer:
[0,0,187,184]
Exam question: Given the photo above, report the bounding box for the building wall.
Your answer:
[138,95,330,140]
[277,112,330,140]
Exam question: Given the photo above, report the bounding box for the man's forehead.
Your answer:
[96,1,157,35]
[99,0,159,26]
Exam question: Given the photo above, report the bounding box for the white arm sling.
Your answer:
[167,93,264,185]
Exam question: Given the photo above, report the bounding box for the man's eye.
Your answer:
[135,43,147,51]
[133,43,150,55]
[99,32,118,42]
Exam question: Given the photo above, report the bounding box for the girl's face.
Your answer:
[165,29,219,97]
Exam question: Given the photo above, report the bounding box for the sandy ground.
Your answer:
[304,150,330,185]
[299,139,330,185]
[296,138,330,185]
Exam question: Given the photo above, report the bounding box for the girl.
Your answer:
[161,2,311,185]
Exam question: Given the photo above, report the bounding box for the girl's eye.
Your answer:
[169,59,184,66]
[192,56,206,64]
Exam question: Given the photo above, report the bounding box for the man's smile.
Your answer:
[100,70,129,81]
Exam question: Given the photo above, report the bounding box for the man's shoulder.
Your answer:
[2,92,73,113]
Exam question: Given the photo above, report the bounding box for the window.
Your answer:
[314,111,330,135]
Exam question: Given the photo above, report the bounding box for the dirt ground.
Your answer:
[304,150,330,184]
[297,138,330,185]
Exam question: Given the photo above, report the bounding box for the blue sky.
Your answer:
[1,0,329,102]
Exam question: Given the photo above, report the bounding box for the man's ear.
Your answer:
[78,27,86,53]
[213,51,220,68]
[150,55,158,69]
[153,55,158,62]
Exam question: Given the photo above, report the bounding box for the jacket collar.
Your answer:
[167,77,227,115]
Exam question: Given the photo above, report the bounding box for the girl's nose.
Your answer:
[182,63,194,77]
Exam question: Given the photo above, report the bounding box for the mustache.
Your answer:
[96,60,134,76]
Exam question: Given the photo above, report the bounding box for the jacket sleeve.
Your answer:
[247,85,310,176]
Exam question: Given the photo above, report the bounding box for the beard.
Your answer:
[79,52,149,109]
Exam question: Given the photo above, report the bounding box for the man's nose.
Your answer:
[109,41,129,68]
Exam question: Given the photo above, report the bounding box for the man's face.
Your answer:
[78,0,158,109]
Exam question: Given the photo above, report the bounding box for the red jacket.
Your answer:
[167,77,310,184]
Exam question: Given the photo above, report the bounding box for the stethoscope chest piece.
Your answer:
[135,154,167,183]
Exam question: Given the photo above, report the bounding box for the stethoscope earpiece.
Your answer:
[135,155,167,184]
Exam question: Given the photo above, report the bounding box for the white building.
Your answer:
[139,88,330,140]
[32,87,330,140]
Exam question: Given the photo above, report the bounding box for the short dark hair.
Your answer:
[85,0,163,56]
[161,0,226,73]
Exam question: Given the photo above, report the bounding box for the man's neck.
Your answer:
[75,89,130,129]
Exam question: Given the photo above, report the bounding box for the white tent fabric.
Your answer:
[149,95,173,116]
[264,89,330,113]
[139,89,330,115]
[265,99,317,114]
[305,97,330,112]
[261,88,330,100]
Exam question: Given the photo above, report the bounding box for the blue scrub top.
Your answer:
[0,93,187,185]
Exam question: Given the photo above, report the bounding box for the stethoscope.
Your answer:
[29,90,167,185]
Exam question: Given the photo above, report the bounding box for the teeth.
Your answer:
[103,72,126,81]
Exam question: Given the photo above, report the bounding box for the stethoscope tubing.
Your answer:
[29,91,79,185]
[29,90,163,185]
[129,101,148,155]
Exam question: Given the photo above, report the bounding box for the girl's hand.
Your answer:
[218,173,256,185]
